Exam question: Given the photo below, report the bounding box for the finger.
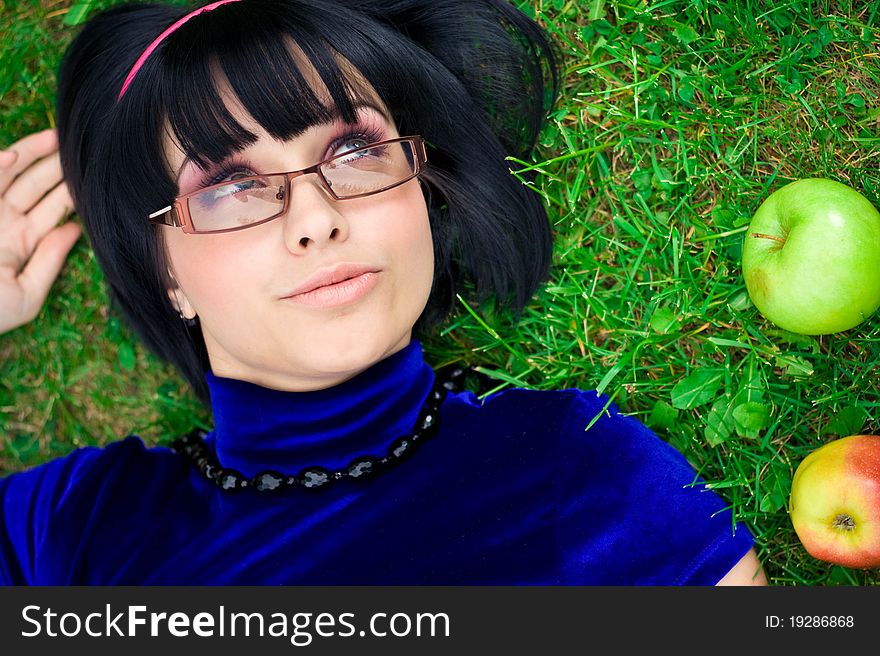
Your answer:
[0,129,58,196]
[16,221,82,322]
[0,149,20,168]
[3,152,64,215]
[23,181,75,253]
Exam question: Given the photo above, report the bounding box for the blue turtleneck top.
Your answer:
[0,339,754,585]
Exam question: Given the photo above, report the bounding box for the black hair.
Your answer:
[56,0,560,406]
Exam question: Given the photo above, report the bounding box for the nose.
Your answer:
[280,172,350,252]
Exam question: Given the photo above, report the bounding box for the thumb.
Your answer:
[16,222,82,314]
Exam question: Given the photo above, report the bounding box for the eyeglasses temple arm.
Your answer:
[148,205,181,227]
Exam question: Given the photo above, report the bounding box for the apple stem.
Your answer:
[833,514,856,532]
[749,232,786,245]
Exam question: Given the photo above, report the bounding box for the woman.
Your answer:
[0,0,766,585]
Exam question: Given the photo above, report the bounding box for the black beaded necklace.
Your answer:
[170,365,469,493]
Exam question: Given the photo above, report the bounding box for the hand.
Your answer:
[0,128,82,335]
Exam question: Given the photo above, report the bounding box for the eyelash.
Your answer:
[199,125,387,189]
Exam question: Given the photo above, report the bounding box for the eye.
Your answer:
[331,135,369,156]
[327,126,386,160]
[201,162,257,188]
[192,162,272,210]
[209,176,263,200]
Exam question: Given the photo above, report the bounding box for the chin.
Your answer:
[300,330,408,375]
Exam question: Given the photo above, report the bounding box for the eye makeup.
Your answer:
[197,123,387,190]
[176,105,392,196]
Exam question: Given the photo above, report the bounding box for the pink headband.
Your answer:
[117,0,242,102]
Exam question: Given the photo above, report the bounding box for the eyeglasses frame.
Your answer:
[148,135,428,234]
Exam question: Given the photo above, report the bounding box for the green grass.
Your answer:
[2,0,879,586]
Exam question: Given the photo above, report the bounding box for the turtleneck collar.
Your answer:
[203,339,435,478]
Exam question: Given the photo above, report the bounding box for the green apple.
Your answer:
[789,434,880,568]
[742,178,880,334]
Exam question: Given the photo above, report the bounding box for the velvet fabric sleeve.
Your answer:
[1,437,205,586]
[557,389,757,585]
[0,446,104,585]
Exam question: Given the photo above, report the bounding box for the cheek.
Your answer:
[163,229,258,317]
[387,184,434,272]
[414,212,435,284]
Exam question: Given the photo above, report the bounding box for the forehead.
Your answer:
[162,37,393,177]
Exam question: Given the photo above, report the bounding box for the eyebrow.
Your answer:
[174,99,393,182]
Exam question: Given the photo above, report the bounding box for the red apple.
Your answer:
[789,434,880,568]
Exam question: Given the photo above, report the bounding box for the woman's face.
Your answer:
[161,72,434,392]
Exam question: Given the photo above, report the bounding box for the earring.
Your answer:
[167,269,197,327]
[179,313,199,328]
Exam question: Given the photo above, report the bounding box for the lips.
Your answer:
[283,263,380,298]
[285,271,380,309]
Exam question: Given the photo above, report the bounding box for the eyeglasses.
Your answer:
[148,135,428,234]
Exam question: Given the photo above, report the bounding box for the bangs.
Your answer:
[153,0,399,179]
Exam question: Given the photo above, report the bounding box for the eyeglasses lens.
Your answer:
[187,140,418,233]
